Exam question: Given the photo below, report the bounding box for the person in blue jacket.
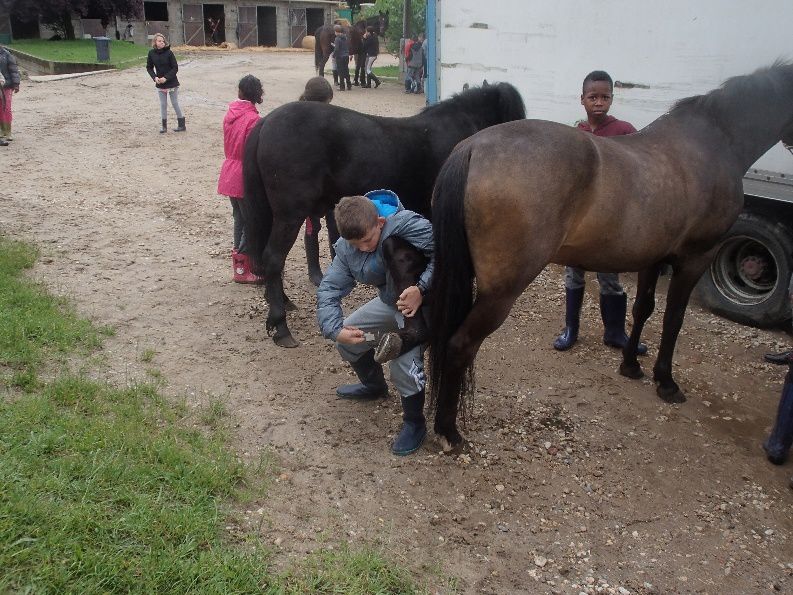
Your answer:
[317,190,433,456]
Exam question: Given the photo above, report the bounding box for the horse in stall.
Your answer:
[241,82,526,348]
[314,11,388,77]
[427,63,793,451]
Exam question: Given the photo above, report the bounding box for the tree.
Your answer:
[362,0,426,53]
[3,0,142,40]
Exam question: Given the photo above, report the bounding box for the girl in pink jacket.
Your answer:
[217,75,264,283]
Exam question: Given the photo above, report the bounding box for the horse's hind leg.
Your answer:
[326,208,338,260]
[305,216,324,287]
[653,254,714,403]
[262,219,303,348]
[434,289,521,450]
[619,263,663,379]
[374,236,429,363]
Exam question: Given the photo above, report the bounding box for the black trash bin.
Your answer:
[94,36,111,62]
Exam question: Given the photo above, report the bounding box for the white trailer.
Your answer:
[425,0,793,326]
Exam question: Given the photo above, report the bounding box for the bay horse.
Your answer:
[241,82,526,348]
[427,63,793,451]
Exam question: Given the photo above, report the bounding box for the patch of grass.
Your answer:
[0,236,424,593]
[372,64,399,78]
[0,237,98,386]
[9,39,148,67]
[276,545,420,594]
[139,347,156,363]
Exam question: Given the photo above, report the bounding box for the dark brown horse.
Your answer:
[313,12,388,77]
[241,83,526,349]
[428,63,793,451]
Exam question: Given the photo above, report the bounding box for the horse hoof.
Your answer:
[273,333,300,348]
[437,435,465,455]
[309,273,323,287]
[284,299,298,312]
[619,361,644,380]
[657,384,686,404]
[374,332,402,364]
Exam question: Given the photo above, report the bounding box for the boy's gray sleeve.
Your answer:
[316,250,356,341]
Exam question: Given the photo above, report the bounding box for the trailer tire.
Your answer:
[695,213,793,327]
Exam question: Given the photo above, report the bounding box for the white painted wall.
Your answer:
[437,0,793,173]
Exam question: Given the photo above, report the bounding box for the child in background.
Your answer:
[332,24,352,91]
[217,74,265,284]
[552,70,646,354]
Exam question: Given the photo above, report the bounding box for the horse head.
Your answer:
[378,10,389,36]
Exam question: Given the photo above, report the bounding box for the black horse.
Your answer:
[241,82,526,348]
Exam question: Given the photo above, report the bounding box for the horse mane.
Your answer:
[670,60,793,127]
[423,82,526,122]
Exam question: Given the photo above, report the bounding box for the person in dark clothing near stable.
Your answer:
[146,33,186,133]
[362,26,381,88]
[332,25,352,91]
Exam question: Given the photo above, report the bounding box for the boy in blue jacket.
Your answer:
[317,190,433,456]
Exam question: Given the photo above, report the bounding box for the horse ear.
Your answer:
[482,79,489,87]
[462,83,470,91]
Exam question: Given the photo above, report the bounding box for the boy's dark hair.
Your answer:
[238,74,264,104]
[299,76,333,103]
[582,70,613,92]
[336,196,379,240]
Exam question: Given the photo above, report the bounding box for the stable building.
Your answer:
[139,0,337,47]
[0,1,339,48]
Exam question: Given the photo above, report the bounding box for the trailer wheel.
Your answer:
[695,213,793,327]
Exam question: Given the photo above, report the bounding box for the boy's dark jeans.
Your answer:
[337,58,351,89]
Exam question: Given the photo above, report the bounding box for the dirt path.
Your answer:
[3,50,793,594]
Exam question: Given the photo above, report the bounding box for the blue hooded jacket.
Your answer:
[317,190,434,341]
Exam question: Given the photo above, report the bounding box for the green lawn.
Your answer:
[0,236,421,594]
[372,64,399,78]
[9,39,149,67]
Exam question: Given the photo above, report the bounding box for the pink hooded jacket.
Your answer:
[217,99,260,198]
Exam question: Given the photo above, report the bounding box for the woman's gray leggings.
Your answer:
[157,87,184,119]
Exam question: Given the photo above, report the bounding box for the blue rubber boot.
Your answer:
[600,292,648,355]
[391,390,427,456]
[764,365,793,465]
[553,287,584,351]
[336,350,388,400]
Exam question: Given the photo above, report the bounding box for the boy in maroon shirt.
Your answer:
[553,70,647,355]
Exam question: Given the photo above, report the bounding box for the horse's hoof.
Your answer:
[284,299,298,312]
[437,435,465,455]
[273,333,300,348]
[309,273,323,287]
[656,384,686,404]
[619,361,644,379]
[374,332,402,364]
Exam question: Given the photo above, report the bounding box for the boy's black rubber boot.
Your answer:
[600,292,647,355]
[336,350,388,400]
[391,390,427,456]
[159,119,167,133]
[370,73,381,88]
[553,287,584,351]
[173,117,186,132]
[764,364,793,465]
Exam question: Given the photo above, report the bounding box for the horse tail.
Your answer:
[241,120,272,275]
[314,27,323,72]
[428,143,476,421]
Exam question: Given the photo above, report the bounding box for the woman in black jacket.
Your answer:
[146,33,186,133]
